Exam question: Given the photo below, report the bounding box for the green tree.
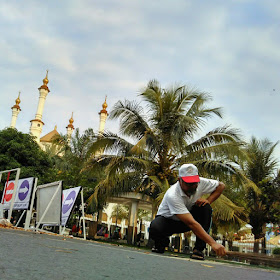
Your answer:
[88,80,250,225]
[111,204,152,222]
[244,136,280,252]
[0,128,56,191]
[51,128,105,213]
[111,204,130,221]
[271,172,280,223]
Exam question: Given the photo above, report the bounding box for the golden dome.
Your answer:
[15,92,21,105]
[102,96,108,110]
[99,96,109,115]
[11,91,21,110]
[69,112,74,124]
[43,70,49,85]
[67,112,74,129]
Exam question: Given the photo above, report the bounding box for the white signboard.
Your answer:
[61,186,81,226]
[1,177,34,210]
[36,181,62,226]
[0,203,3,219]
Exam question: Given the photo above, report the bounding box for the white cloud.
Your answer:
[0,40,29,65]
[0,0,280,160]
[0,2,25,21]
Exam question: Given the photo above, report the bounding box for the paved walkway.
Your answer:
[0,227,279,280]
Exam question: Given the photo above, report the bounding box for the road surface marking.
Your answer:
[201,264,214,268]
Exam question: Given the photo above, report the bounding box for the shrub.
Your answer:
[231,246,240,252]
[272,247,280,255]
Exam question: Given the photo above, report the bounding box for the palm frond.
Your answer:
[109,100,150,140]
[211,194,247,224]
[245,136,279,184]
[87,131,134,156]
[197,160,260,193]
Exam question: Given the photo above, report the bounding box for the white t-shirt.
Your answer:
[157,178,219,221]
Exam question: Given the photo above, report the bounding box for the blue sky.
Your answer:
[1,0,280,160]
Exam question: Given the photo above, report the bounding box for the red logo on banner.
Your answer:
[4,182,15,202]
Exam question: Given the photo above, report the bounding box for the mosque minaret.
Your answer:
[7,71,109,150]
[94,96,108,157]
[10,92,21,128]
[66,112,74,143]
[98,96,108,135]
[29,71,50,143]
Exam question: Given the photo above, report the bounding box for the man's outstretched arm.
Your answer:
[176,212,226,256]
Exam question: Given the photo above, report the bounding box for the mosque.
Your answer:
[8,70,155,245]
[9,71,108,151]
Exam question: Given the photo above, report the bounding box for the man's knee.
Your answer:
[149,219,161,239]
[149,216,172,240]
[203,203,212,213]
[191,204,212,223]
[192,203,212,213]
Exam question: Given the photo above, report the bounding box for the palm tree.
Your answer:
[111,204,129,222]
[111,205,151,222]
[243,136,279,253]
[87,80,250,224]
[111,204,151,243]
[50,128,105,212]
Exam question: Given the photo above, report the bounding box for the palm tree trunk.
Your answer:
[222,236,226,247]
[253,239,259,253]
[228,240,233,251]
[261,237,266,254]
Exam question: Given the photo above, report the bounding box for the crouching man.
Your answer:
[149,163,226,260]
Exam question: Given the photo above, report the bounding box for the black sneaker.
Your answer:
[151,246,165,254]
[190,249,205,260]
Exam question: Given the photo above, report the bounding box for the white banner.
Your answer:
[0,203,3,219]
[61,186,81,226]
[1,177,34,210]
[36,181,62,227]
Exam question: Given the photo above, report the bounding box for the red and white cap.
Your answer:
[179,164,200,183]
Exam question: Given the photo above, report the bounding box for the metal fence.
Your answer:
[170,234,279,256]
[219,240,277,255]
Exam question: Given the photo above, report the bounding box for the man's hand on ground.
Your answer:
[211,243,227,256]
[195,198,210,207]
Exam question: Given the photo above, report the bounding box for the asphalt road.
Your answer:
[0,227,279,280]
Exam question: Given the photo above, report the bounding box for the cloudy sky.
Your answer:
[1,1,280,158]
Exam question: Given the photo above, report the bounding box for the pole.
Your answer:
[0,173,3,218]
[1,172,10,204]
[81,188,86,240]
[8,168,20,221]
[15,210,26,227]
[116,205,118,227]
[25,178,37,230]
[0,173,2,204]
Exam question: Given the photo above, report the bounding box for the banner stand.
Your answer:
[0,203,3,219]
[61,225,66,235]
[60,187,86,240]
[35,181,62,232]
[0,168,21,222]
[8,169,20,221]
[81,188,86,240]
[24,178,38,230]
[15,210,26,227]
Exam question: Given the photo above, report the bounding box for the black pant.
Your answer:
[149,204,212,251]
